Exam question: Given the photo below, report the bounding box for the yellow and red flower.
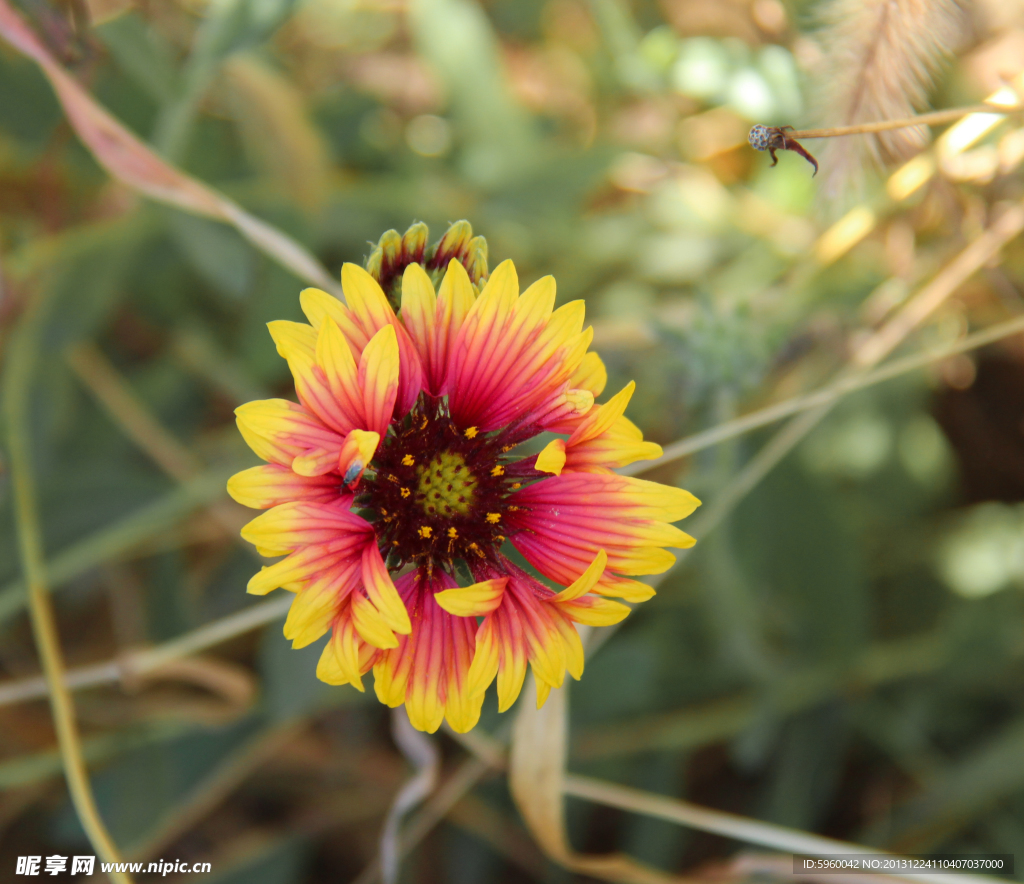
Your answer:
[228,223,700,733]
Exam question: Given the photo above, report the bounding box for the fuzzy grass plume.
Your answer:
[811,0,965,193]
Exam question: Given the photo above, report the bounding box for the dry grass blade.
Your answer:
[561,777,1010,884]
[812,0,966,192]
[509,678,695,884]
[626,311,1024,475]
[64,342,255,552]
[0,0,343,299]
[0,596,292,708]
[4,289,133,881]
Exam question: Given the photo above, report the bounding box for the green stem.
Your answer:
[3,287,133,883]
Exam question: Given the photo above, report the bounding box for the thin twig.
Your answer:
[0,596,292,708]
[0,467,237,627]
[591,200,1024,663]
[788,102,1019,140]
[561,776,1006,884]
[672,201,1024,553]
[65,342,255,554]
[4,291,133,881]
[627,311,1024,476]
[66,342,202,481]
[126,720,305,862]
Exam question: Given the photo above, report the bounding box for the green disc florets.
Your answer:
[416,452,478,517]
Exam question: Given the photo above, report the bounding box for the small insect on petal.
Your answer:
[343,461,363,487]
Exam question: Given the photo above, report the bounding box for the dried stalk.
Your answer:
[810,0,966,191]
[789,103,1018,139]
[4,291,132,882]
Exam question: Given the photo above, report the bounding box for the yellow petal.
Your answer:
[552,549,607,602]
[350,592,398,649]
[559,596,631,627]
[570,351,607,397]
[283,585,336,648]
[362,544,412,634]
[496,642,527,713]
[435,578,508,617]
[595,575,656,602]
[535,439,566,476]
[338,429,380,487]
[535,680,552,709]
[300,287,366,348]
[400,262,437,349]
[267,319,317,365]
[341,262,396,334]
[226,465,333,510]
[315,316,363,420]
[317,619,366,690]
[568,381,635,446]
[373,646,412,708]
[436,259,476,339]
[358,324,400,435]
[466,618,499,698]
[291,447,338,477]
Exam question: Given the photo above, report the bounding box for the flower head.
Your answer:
[228,222,700,733]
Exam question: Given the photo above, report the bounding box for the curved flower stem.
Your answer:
[3,290,133,882]
[380,708,440,884]
[786,102,1021,140]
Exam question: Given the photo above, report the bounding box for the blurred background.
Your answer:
[3,0,1024,880]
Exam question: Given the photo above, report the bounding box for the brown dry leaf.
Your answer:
[509,676,695,884]
[223,55,333,210]
[0,0,343,299]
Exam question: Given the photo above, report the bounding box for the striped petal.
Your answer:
[361,543,411,634]
[235,399,343,474]
[447,261,594,431]
[372,572,485,734]
[317,601,380,691]
[226,465,341,509]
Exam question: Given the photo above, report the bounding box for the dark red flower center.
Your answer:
[360,395,536,572]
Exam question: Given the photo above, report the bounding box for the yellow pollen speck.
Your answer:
[465,427,479,439]
[501,445,513,452]
[469,542,479,550]
[495,535,505,543]
[508,505,520,512]
[448,527,458,538]
[420,417,428,430]
[402,454,415,466]
[400,487,411,498]
[486,513,501,524]
[491,465,504,476]
[511,482,521,490]
[418,526,433,538]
